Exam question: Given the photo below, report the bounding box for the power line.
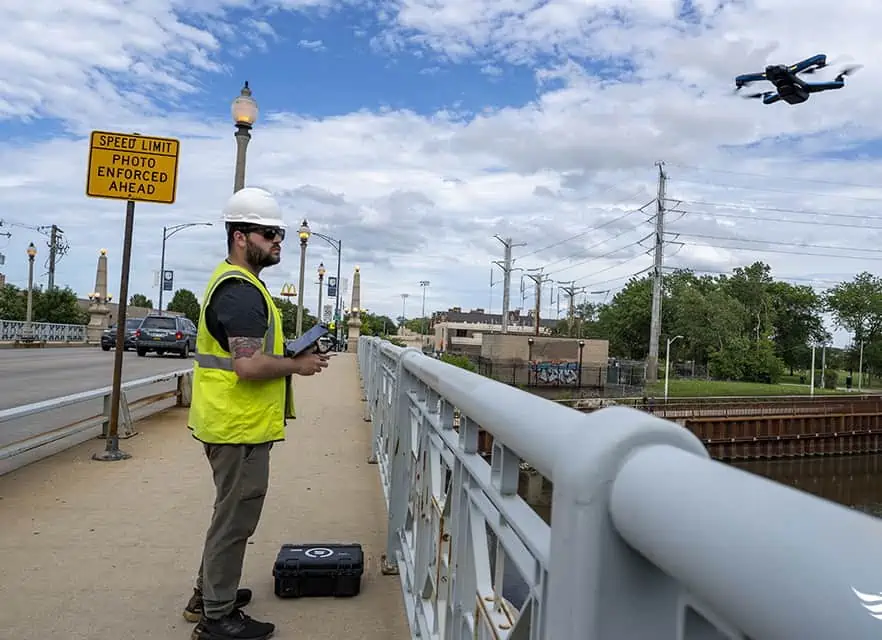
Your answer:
[678,240,882,262]
[667,162,882,192]
[676,208,882,231]
[544,233,653,277]
[670,178,882,203]
[674,199,882,223]
[674,232,882,256]
[515,190,649,261]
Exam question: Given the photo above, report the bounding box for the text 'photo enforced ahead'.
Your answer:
[86,131,180,205]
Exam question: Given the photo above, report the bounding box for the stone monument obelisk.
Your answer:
[86,249,112,344]
[347,265,362,353]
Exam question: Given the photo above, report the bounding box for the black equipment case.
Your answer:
[273,543,364,598]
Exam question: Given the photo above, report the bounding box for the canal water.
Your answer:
[732,453,882,518]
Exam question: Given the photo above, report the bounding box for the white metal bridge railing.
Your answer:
[0,369,192,476]
[0,319,87,342]
[357,335,882,640]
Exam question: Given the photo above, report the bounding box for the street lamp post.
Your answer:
[296,220,310,337]
[400,293,409,332]
[664,335,683,401]
[231,81,258,192]
[22,242,37,342]
[159,222,212,312]
[309,230,343,346]
[317,262,326,324]
[419,280,430,336]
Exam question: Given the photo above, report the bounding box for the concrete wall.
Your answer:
[481,334,609,365]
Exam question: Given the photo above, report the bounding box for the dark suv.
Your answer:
[135,314,197,358]
[101,317,144,351]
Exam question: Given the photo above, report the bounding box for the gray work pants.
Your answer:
[195,442,272,618]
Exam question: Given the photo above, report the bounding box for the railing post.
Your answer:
[367,339,383,464]
[362,338,374,423]
[381,347,421,576]
[177,371,193,407]
[544,406,709,639]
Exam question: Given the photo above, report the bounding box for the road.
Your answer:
[0,347,190,410]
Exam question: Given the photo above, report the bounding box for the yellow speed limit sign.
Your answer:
[86,131,180,204]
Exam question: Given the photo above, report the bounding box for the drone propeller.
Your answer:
[836,64,863,81]
[741,91,770,100]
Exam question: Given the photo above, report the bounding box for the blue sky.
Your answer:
[1,0,881,349]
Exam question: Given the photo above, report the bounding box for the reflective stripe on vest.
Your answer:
[192,269,278,371]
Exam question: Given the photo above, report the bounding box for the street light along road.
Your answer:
[309,230,343,346]
[159,223,212,312]
[232,81,258,192]
[296,220,310,337]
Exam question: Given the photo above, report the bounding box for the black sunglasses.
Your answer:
[240,225,286,241]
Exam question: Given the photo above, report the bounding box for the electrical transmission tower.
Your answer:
[557,280,586,337]
[524,268,551,336]
[492,235,526,334]
[646,161,667,383]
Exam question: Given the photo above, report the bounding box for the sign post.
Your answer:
[86,130,180,462]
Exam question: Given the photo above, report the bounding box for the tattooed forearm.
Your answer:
[229,336,262,359]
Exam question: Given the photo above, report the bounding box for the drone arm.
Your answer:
[791,54,826,73]
[807,80,845,93]
[762,92,782,105]
[735,72,765,86]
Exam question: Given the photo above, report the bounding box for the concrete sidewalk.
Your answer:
[0,353,410,640]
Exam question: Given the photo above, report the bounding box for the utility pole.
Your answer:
[493,235,526,334]
[558,280,584,337]
[47,225,62,290]
[647,161,667,384]
[524,269,550,336]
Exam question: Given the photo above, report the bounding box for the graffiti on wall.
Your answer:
[529,360,579,385]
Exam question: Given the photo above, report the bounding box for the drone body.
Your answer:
[734,54,859,105]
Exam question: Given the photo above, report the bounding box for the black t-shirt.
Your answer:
[204,274,269,352]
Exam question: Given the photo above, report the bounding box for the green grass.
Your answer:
[646,378,850,398]
[779,369,853,386]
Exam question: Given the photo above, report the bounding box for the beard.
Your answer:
[245,237,281,269]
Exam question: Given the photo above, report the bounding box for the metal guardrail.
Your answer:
[0,369,192,475]
[0,319,87,342]
[358,335,882,639]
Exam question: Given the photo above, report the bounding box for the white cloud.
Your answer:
[1,0,881,347]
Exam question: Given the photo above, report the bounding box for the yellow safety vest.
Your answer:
[188,261,294,445]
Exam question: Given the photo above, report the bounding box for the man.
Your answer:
[184,187,330,640]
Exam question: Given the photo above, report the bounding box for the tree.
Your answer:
[769,282,827,374]
[33,286,89,325]
[167,289,201,325]
[130,293,153,309]
[0,284,87,325]
[0,284,27,321]
[824,272,882,343]
[272,297,317,338]
[343,311,396,336]
[594,276,652,358]
[404,318,430,334]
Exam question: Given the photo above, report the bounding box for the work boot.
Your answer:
[191,609,275,640]
[183,588,253,623]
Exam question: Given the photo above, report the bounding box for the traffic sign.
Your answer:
[86,130,180,204]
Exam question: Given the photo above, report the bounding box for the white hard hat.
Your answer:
[222,187,287,228]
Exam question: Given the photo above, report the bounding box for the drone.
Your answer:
[734,54,861,105]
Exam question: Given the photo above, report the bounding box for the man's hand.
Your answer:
[291,351,330,376]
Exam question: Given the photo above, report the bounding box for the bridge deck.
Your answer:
[0,353,409,640]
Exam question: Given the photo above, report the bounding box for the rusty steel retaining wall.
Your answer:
[558,395,882,460]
